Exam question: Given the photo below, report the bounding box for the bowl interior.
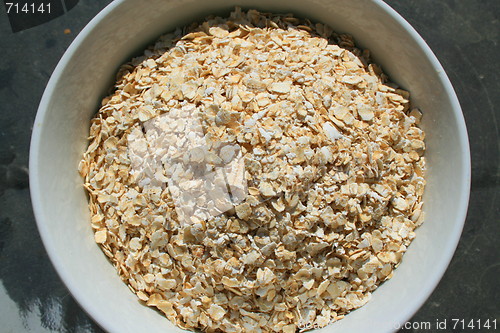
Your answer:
[30,0,470,332]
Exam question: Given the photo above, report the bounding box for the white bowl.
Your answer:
[30,0,470,332]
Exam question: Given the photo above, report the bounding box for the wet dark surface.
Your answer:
[0,0,498,332]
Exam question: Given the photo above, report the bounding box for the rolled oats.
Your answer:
[80,8,426,332]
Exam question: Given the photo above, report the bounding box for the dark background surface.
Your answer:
[0,0,498,332]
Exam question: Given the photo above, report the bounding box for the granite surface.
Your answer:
[0,0,498,332]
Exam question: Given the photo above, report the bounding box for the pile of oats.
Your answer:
[79,8,426,333]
